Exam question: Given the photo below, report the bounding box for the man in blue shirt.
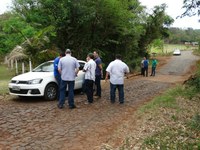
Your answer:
[143,57,149,77]
[93,51,103,98]
[54,52,65,100]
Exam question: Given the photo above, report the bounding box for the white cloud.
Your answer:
[139,0,200,29]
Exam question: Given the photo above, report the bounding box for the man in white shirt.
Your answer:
[58,49,80,109]
[105,54,129,104]
[83,53,96,104]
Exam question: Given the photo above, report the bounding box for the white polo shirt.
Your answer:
[58,54,80,81]
[106,59,129,84]
[83,59,96,81]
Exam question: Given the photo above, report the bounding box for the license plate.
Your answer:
[12,86,20,91]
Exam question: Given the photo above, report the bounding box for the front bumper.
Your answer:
[8,83,45,97]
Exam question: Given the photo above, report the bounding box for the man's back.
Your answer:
[106,59,129,84]
[54,57,60,77]
[143,59,149,68]
[58,55,80,81]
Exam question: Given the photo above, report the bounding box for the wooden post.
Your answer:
[22,62,25,74]
[11,59,13,70]
[29,58,32,71]
[15,59,18,75]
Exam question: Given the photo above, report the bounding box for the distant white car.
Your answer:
[8,60,86,100]
[173,49,181,55]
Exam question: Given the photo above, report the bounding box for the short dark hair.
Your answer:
[87,53,94,59]
[60,52,65,57]
[115,54,122,60]
[94,50,99,55]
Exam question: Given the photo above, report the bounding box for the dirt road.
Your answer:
[0,51,199,150]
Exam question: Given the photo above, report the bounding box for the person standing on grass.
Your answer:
[54,52,65,100]
[93,50,103,99]
[83,53,96,104]
[143,57,149,77]
[57,49,80,109]
[150,58,157,76]
[105,54,129,104]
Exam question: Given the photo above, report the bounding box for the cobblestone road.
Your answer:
[0,51,198,150]
[0,79,170,150]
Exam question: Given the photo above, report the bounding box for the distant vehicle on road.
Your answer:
[8,60,86,100]
[173,49,181,55]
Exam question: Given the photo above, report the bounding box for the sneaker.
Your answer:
[69,105,76,109]
[80,92,84,95]
[84,101,93,105]
[119,102,124,104]
[94,96,101,99]
[57,104,64,109]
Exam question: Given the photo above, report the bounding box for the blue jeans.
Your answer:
[85,79,94,103]
[59,80,75,107]
[95,75,101,97]
[110,83,124,103]
[144,67,148,77]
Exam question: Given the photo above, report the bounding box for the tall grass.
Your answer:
[0,64,15,95]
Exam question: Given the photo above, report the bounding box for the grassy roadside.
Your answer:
[0,64,15,95]
[101,53,200,150]
[151,44,196,54]
[139,85,200,149]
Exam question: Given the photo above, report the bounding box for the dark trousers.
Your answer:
[59,80,75,107]
[144,67,148,77]
[85,79,94,103]
[141,67,145,76]
[151,67,156,76]
[110,83,124,103]
[95,75,101,97]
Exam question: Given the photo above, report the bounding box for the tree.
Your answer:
[138,4,174,57]
[0,0,174,70]
[0,13,36,54]
[181,0,200,18]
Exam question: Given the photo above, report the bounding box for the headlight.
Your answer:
[27,79,43,84]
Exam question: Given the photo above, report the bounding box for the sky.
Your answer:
[0,0,199,29]
[139,0,200,29]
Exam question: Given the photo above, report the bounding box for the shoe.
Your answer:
[69,105,76,109]
[80,92,84,95]
[57,104,64,109]
[119,102,124,104]
[84,101,93,105]
[111,101,115,104]
[94,96,101,99]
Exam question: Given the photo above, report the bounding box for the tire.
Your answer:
[44,83,58,100]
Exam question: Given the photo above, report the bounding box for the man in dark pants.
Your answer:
[83,53,96,104]
[143,57,149,77]
[57,49,80,109]
[93,51,103,98]
[53,52,65,100]
[105,54,129,104]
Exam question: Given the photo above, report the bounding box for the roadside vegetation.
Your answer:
[101,56,200,150]
[0,64,15,95]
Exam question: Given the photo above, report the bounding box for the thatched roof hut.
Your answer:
[5,45,28,64]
